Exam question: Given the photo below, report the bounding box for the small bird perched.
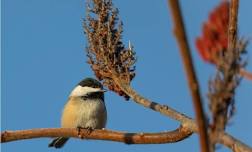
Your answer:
[48,78,107,148]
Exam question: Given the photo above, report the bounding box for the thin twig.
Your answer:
[240,68,252,81]
[113,78,197,130]
[228,0,239,52]
[1,127,192,144]
[167,1,209,152]
[218,132,252,152]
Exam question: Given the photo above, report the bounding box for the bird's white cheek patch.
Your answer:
[70,86,102,97]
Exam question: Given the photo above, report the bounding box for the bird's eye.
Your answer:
[84,92,92,98]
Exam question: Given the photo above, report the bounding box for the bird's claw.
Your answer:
[76,126,94,139]
[77,126,83,139]
[85,127,94,135]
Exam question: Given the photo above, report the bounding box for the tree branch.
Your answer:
[112,78,252,152]
[167,1,209,152]
[1,126,192,144]
[113,77,197,131]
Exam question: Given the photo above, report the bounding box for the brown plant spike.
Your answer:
[83,0,136,100]
[196,0,247,148]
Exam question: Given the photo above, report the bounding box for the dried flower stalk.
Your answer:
[195,0,247,148]
[83,0,136,100]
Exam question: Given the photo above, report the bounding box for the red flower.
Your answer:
[196,1,229,64]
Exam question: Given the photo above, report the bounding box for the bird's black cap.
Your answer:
[78,78,103,89]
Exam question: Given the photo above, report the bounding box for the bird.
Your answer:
[48,78,107,148]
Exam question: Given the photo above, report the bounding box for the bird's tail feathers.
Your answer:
[48,137,69,148]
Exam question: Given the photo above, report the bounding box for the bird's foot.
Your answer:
[85,126,94,135]
[77,126,85,139]
[77,126,94,139]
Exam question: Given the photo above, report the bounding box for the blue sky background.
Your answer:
[2,0,252,152]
